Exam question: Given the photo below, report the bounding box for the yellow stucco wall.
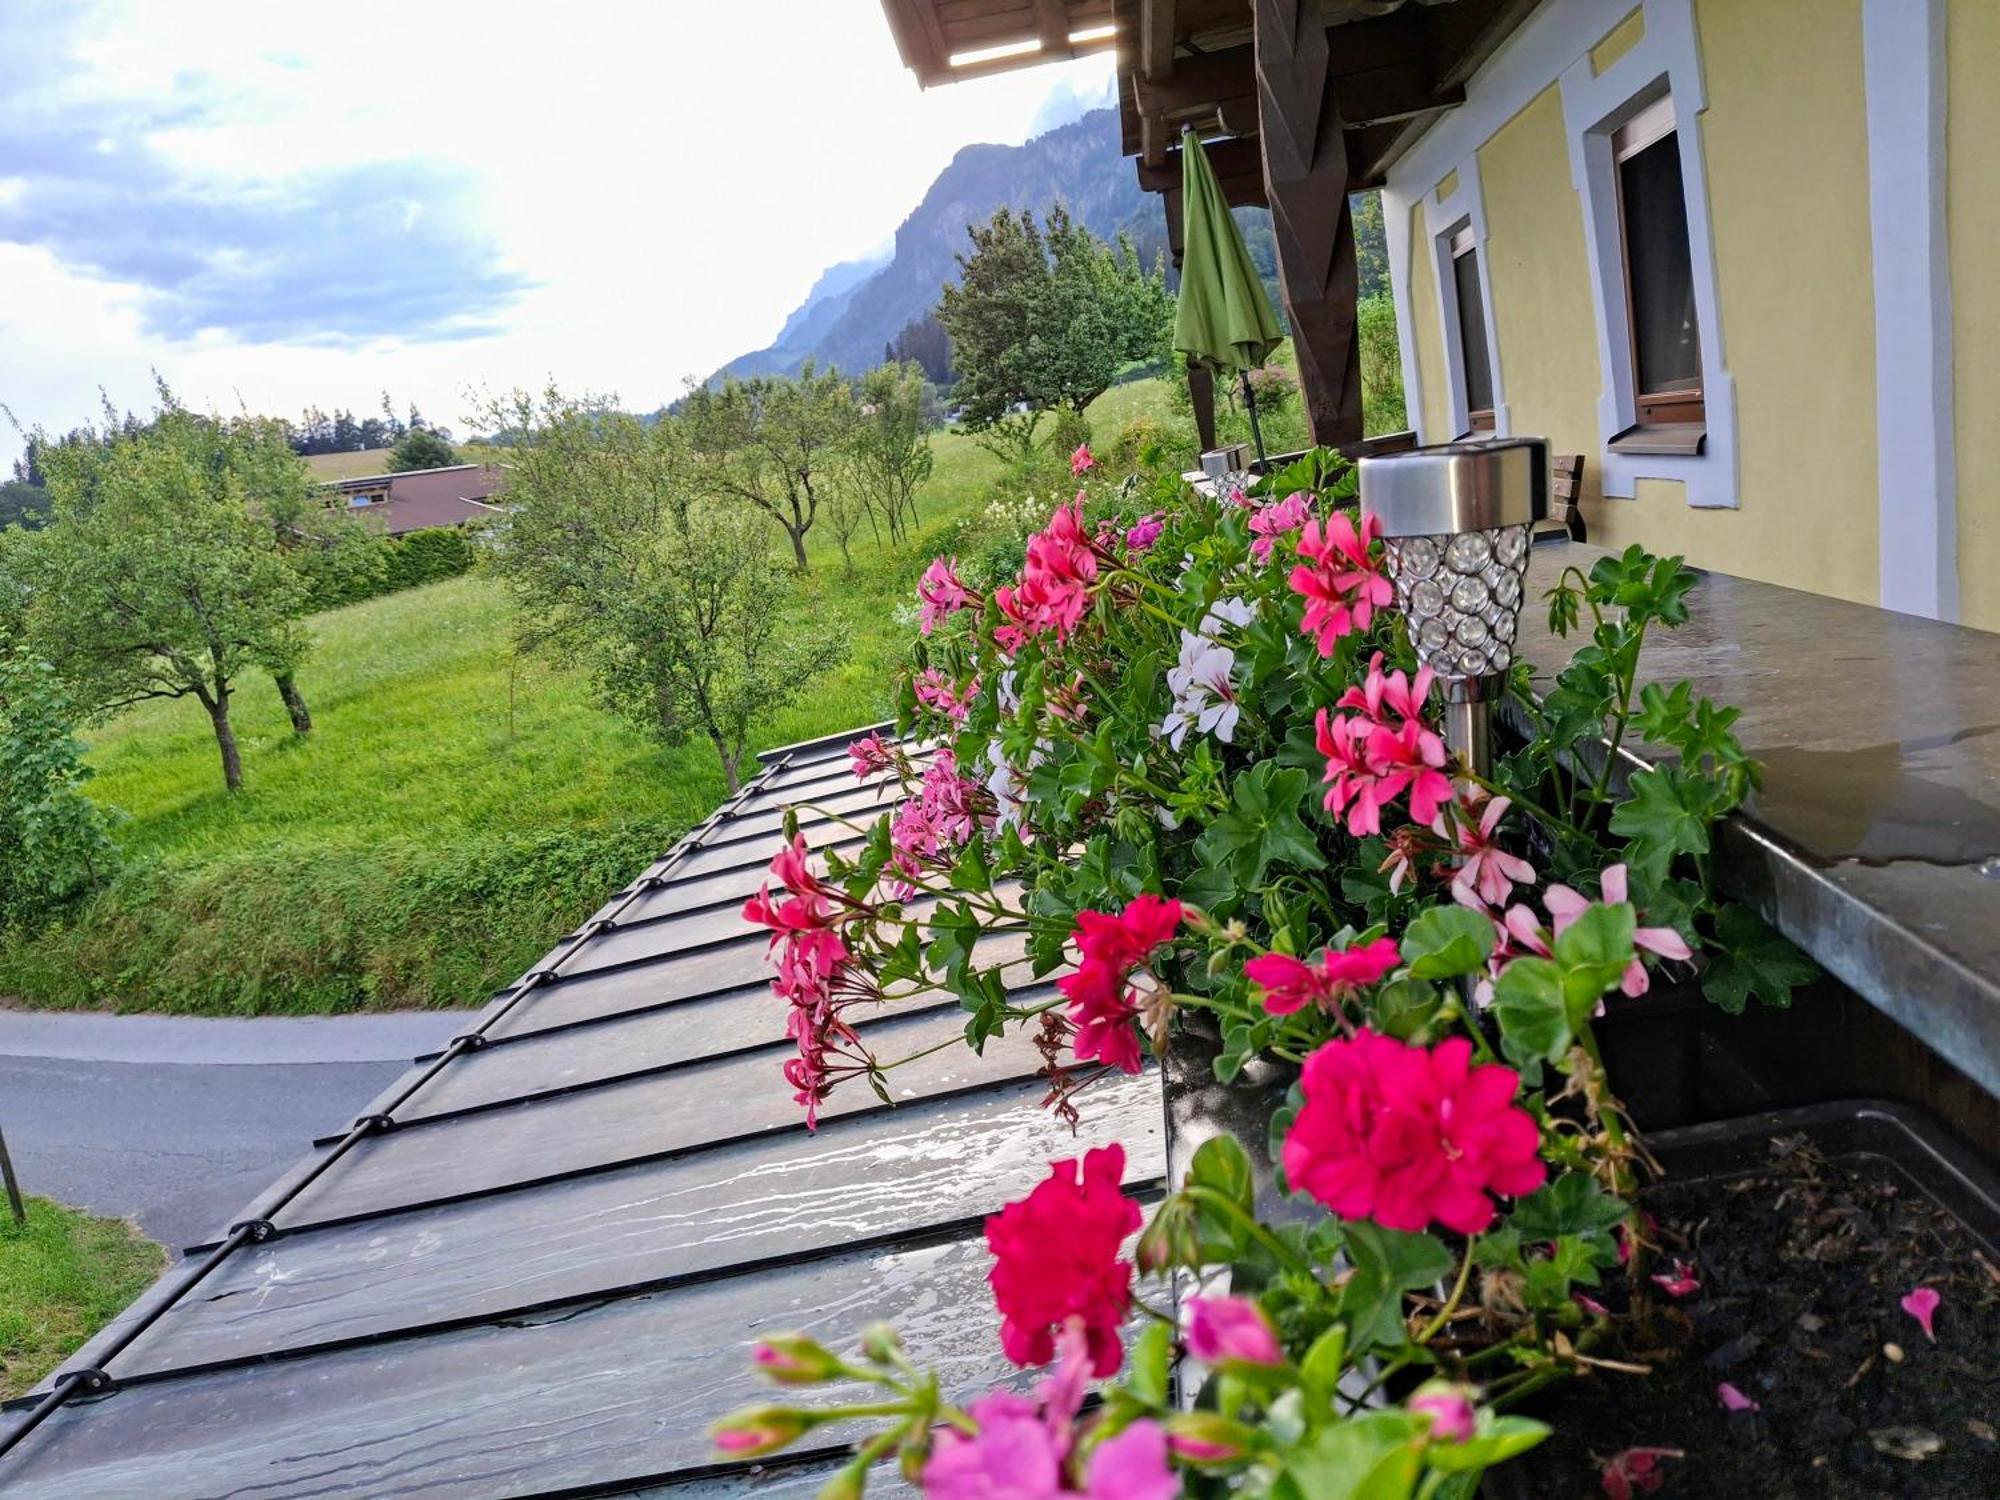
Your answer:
[1591,8,1645,73]
[1419,0,1882,606]
[1948,0,2000,631]
[1406,200,1452,442]
[1477,85,1604,508]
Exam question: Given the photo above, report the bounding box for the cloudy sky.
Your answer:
[0,0,1115,466]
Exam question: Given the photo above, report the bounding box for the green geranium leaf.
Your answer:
[1194,761,1326,888]
[1422,1416,1551,1473]
[1607,765,1712,878]
[1551,902,1635,1017]
[1399,905,1496,981]
[1509,1172,1630,1242]
[1277,1412,1424,1500]
[1702,904,1819,1012]
[1189,1133,1255,1212]
[1491,956,1570,1078]
[1339,1223,1454,1353]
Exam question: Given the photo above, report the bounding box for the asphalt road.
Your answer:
[0,1011,464,1254]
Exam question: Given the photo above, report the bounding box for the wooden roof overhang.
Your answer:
[883,1,1536,199]
[880,0,1542,447]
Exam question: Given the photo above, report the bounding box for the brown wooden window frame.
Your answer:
[1448,224,1497,435]
[1609,95,1705,456]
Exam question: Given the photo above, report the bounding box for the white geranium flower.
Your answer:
[1160,629,1239,749]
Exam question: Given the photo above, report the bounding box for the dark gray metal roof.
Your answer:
[0,727,1165,1498]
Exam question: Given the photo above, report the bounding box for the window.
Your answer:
[1449,225,1495,432]
[1612,96,1703,451]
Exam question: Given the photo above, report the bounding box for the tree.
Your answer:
[483,388,847,790]
[13,406,314,791]
[0,480,49,531]
[937,205,1172,461]
[679,362,856,571]
[842,361,935,545]
[234,414,384,731]
[0,650,116,928]
[389,427,459,470]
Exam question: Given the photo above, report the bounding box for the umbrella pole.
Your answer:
[1241,370,1267,464]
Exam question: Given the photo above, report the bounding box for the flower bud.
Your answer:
[1408,1381,1480,1443]
[752,1333,842,1385]
[859,1322,904,1365]
[815,1462,867,1500]
[710,1405,808,1458]
[1167,1412,1254,1464]
[1184,1295,1283,1367]
[1135,1195,1201,1274]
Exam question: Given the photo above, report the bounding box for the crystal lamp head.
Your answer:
[1358,437,1550,684]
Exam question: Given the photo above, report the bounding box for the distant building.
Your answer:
[322,463,506,536]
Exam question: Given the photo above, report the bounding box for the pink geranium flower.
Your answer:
[985,1145,1142,1376]
[1444,791,1537,911]
[1283,1030,1546,1235]
[1244,938,1400,1016]
[996,498,1101,650]
[1542,864,1693,996]
[1056,896,1182,1074]
[1183,1295,1282,1366]
[1248,491,1311,564]
[1315,654,1452,836]
[914,668,978,725]
[918,556,979,635]
[847,732,896,780]
[1288,510,1391,653]
[1124,513,1165,554]
[924,1325,1177,1500]
[1070,443,1095,477]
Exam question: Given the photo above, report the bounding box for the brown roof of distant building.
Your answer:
[327,464,506,535]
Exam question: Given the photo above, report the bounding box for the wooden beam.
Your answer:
[1254,0,1363,446]
[1140,0,1177,78]
[1033,0,1070,56]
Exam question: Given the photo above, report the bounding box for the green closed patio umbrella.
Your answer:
[1172,127,1285,460]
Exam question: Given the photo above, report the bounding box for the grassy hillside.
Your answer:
[0,341,1409,1016]
[0,429,1005,1015]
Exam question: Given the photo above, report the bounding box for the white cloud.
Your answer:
[0,0,1116,467]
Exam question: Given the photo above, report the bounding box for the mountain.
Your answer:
[711,107,1259,386]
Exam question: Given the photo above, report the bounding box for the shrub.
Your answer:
[309,525,479,610]
[0,821,679,1014]
[0,654,117,931]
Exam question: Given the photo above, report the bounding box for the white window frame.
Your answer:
[1560,0,1737,507]
[1425,158,1509,439]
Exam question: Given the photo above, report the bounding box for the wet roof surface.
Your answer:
[0,729,1164,1499]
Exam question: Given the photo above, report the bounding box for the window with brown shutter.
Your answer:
[1449,225,1496,434]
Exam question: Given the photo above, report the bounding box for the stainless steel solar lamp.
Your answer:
[1358,437,1549,777]
[1199,442,1254,499]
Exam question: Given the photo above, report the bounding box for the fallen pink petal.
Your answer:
[1900,1285,1941,1341]
[1716,1382,1760,1413]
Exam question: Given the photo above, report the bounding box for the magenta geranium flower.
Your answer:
[1055,896,1182,1074]
[985,1145,1142,1376]
[1283,1030,1545,1235]
[1244,938,1400,1016]
[1070,442,1095,477]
